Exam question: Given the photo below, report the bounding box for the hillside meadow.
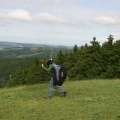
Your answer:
[0,79,120,120]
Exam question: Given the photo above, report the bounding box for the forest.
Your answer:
[0,35,120,88]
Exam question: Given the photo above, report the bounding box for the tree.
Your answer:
[107,34,114,47]
[90,36,101,53]
[7,58,50,87]
[55,50,65,65]
[73,44,78,53]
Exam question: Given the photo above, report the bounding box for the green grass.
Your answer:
[0,79,120,120]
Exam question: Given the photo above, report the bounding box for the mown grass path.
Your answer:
[0,79,120,120]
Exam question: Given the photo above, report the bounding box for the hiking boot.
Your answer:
[61,91,66,97]
[43,96,51,99]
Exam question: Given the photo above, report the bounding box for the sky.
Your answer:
[0,0,120,46]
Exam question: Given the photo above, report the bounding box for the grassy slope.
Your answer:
[0,80,120,120]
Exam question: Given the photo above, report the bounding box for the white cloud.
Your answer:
[111,33,120,40]
[36,13,68,24]
[112,33,119,36]
[94,16,120,26]
[7,9,32,21]
[0,9,32,22]
[97,37,107,41]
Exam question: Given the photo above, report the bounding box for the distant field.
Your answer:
[0,46,71,58]
[2,48,23,51]
[0,79,120,120]
[17,52,44,58]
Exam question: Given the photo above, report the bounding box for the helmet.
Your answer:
[46,58,53,66]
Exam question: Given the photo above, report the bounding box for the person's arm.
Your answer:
[42,64,52,72]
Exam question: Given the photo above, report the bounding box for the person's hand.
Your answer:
[41,64,44,68]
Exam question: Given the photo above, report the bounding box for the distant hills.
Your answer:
[0,41,72,58]
[0,41,72,49]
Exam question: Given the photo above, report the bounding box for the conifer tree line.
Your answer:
[61,35,120,80]
[2,35,120,87]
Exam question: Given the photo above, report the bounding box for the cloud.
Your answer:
[0,9,32,21]
[0,0,120,46]
[56,29,69,34]
[97,37,107,42]
[0,8,10,13]
[112,33,119,36]
[111,33,120,39]
[7,9,32,21]
[36,13,68,24]
[35,12,91,28]
[94,16,120,26]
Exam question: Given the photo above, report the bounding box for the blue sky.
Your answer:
[0,0,120,46]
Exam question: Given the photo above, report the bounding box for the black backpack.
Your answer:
[52,63,67,86]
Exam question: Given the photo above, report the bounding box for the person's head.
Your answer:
[46,58,53,66]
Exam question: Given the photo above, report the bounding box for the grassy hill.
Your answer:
[0,79,120,120]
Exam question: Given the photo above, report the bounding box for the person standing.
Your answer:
[41,58,66,99]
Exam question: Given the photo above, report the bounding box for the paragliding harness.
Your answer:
[51,63,67,86]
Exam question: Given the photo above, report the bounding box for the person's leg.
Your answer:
[47,77,54,97]
[45,77,66,98]
[53,84,64,92]
[53,82,66,97]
